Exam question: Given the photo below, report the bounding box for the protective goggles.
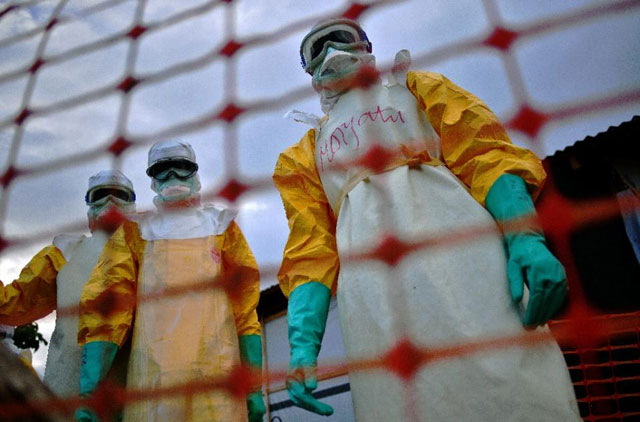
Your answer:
[300,22,371,74]
[146,159,198,181]
[85,187,135,205]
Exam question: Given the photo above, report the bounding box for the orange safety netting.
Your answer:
[0,0,639,421]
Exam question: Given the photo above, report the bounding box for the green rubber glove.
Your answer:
[75,341,119,422]
[485,174,568,327]
[286,282,334,416]
[239,334,266,422]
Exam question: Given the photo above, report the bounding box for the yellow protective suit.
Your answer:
[78,207,261,422]
[0,233,126,397]
[274,71,580,421]
[0,244,65,326]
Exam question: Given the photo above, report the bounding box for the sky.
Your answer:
[0,0,638,377]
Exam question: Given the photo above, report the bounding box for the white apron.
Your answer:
[124,206,246,422]
[315,82,581,421]
[45,233,106,397]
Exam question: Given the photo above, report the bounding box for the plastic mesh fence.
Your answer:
[0,0,639,421]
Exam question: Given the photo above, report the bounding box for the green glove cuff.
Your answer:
[79,341,119,396]
[239,336,265,421]
[485,174,543,242]
[239,334,263,368]
[486,174,535,221]
[239,334,263,392]
[287,282,331,367]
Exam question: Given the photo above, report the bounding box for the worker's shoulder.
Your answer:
[52,233,86,260]
[283,128,316,156]
[406,70,449,85]
[275,129,317,174]
[201,204,238,235]
[114,218,145,246]
[122,215,144,231]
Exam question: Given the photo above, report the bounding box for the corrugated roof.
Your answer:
[547,115,640,160]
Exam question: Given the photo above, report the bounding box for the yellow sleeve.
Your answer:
[78,221,144,346]
[221,221,261,336]
[272,130,340,298]
[0,245,65,326]
[406,71,546,204]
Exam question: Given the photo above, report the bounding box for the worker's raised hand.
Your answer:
[286,361,333,416]
[506,235,568,327]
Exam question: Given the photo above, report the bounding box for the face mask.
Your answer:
[152,173,201,207]
[87,196,135,232]
[312,47,376,113]
[316,48,364,79]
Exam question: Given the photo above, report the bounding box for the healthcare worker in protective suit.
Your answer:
[273,18,581,421]
[0,170,136,397]
[76,140,265,422]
